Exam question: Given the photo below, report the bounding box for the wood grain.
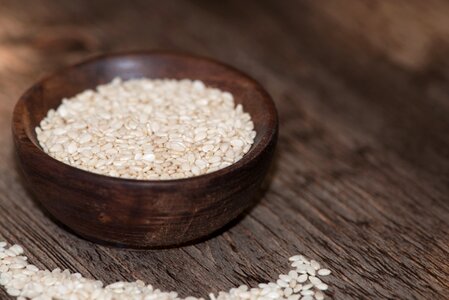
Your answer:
[0,0,448,298]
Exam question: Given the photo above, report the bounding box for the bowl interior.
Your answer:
[19,52,277,175]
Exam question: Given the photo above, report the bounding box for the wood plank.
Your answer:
[0,0,448,298]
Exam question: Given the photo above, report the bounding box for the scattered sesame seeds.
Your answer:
[0,241,332,299]
[36,78,256,180]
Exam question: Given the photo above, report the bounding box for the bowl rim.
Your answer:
[12,50,278,186]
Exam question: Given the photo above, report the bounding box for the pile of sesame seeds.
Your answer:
[36,78,256,180]
[0,241,332,300]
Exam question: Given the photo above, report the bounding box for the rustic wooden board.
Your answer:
[0,0,448,299]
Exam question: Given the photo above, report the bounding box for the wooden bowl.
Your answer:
[12,51,278,248]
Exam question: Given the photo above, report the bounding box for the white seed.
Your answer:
[67,142,78,154]
[317,269,331,276]
[284,287,293,297]
[194,132,207,142]
[6,288,20,296]
[307,266,316,276]
[315,283,329,291]
[293,284,302,293]
[192,80,205,91]
[167,141,186,152]
[9,263,25,269]
[9,245,23,255]
[302,283,314,291]
[315,290,325,300]
[288,270,298,279]
[309,276,321,285]
[296,264,308,273]
[26,265,39,272]
[201,144,214,152]
[310,260,320,270]
[230,139,244,148]
[297,274,308,283]
[79,133,92,144]
[276,279,288,288]
[49,144,63,153]
[301,289,315,296]
[195,159,208,169]
[4,250,16,257]
[289,279,297,288]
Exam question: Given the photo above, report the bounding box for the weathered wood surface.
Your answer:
[0,0,448,299]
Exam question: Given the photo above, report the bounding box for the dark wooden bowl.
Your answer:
[12,51,278,248]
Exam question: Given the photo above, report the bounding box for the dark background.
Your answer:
[0,1,448,299]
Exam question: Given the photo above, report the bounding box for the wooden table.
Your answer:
[0,1,448,299]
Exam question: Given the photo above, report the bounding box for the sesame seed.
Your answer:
[230,139,244,148]
[293,284,302,293]
[310,260,320,270]
[6,288,20,296]
[301,289,315,296]
[9,245,23,256]
[288,270,298,279]
[297,274,308,283]
[49,144,63,153]
[302,283,314,291]
[284,287,293,296]
[309,276,322,285]
[317,269,331,276]
[307,266,316,276]
[0,240,332,299]
[78,133,92,144]
[67,142,78,154]
[315,290,325,300]
[142,153,155,162]
[296,263,308,273]
[167,141,186,152]
[315,283,329,291]
[279,274,290,282]
[36,78,256,180]
[277,279,289,288]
